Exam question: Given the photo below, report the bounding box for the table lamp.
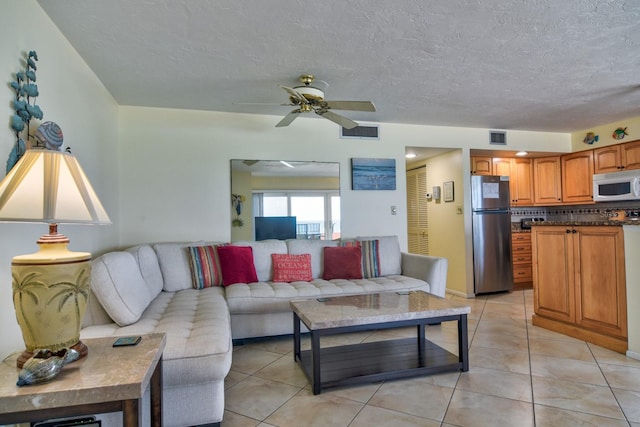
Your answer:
[0,149,111,367]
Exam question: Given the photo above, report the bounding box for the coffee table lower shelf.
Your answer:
[295,336,464,394]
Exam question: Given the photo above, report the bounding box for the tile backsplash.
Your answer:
[511,200,640,222]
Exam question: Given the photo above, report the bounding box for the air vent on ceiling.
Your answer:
[490,131,506,145]
[340,125,380,140]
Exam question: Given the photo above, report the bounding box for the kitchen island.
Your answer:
[530,220,639,356]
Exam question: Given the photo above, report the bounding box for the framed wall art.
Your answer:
[443,181,454,202]
[351,158,396,190]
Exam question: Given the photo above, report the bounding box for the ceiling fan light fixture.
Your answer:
[293,85,324,101]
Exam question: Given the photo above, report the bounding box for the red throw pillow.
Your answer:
[322,246,363,280]
[217,245,258,286]
[272,253,312,282]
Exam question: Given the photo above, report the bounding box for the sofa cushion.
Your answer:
[272,253,312,282]
[286,239,339,279]
[322,246,363,280]
[357,235,402,276]
[232,239,288,282]
[218,245,259,285]
[187,245,225,288]
[125,245,164,297]
[81,287,232,387]
[153,242,204,292]
[91,252,156,326]
[225,275,431,314]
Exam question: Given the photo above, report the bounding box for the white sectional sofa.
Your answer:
[81,236,448,427]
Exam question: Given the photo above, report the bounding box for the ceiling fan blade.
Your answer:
[322,100,376,112]
[276,110,302,127]
[279,85,308,104]
[234,102,293,106]
[316,109,359,129]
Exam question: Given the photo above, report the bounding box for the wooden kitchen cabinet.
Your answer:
[533,156,562,205]
[532,225,627,353]
[511,232,532,286]
[595,145,624,173]
[511,158,534,206]
[622,139,640,170]
[561,150,594,204]
[595,140,640,173]
[471,156,493,175]
[492,158,534,206]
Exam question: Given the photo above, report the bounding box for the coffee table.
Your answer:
[0,333,166,426]
[290,291,470,394]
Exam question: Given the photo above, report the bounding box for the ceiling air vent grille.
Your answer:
[340,125,380,140]
[490,131,506,145]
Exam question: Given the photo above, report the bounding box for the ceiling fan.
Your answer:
[275,74,376,129]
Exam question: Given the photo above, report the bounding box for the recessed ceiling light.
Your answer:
[516,151,528,156]
[406,153,417,159]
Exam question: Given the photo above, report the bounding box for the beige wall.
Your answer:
[252,176,339,191]
[571,116,640,151]
[407,149,473,296]
[0,0,119,360]
[230,169,253,241]
[423,150,467,294]
[406,150,467,294]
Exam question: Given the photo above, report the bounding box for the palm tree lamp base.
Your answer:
[12,232,91,369]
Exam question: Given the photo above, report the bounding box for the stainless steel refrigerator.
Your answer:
[471,175,513,294]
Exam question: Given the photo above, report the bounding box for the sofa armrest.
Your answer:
[401,252,448,298]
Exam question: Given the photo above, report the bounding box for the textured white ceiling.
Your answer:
[38,0,640,132]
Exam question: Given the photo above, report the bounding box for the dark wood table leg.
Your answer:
[458,314,469,371]
[311,330,321,395]
[122,399,140,427]
[293,312,301,361]
[151,357,163,426]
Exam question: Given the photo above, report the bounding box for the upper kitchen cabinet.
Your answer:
[533,157,562,205]
[511,158,534,206]
[561,150,594,204]
[595,139,640,173]
[622,139,640,170]
[471,156,493,175]
[493,158,534,206]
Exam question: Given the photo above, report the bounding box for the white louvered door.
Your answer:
[406,167,429,255]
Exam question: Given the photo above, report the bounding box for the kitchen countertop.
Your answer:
[527,219,640,227]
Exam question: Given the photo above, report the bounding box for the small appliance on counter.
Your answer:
[520,217,545,229]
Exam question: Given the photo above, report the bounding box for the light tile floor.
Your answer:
[223,290,640,426]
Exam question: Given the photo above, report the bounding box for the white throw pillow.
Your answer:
[153,241,204,291]
[286,239,339,279]
[91,252,155,326]
[232,240,288,282]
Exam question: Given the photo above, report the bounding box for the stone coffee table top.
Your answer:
[290,290,470,329]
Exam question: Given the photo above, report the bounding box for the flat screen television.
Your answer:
[254,216,297,241]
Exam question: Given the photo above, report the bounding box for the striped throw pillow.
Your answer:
[340,239,381,278]
[359,239,381,278]
[187,245,225,289]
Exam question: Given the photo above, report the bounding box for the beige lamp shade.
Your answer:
[0,149,111,368]
[0,149,110,224]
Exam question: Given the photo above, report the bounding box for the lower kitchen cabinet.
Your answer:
[531,225,627,353]
[512,232,532,287]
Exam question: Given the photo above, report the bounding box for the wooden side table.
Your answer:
[0,333,166,427]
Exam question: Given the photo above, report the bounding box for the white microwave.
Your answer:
[593,170,640,202]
